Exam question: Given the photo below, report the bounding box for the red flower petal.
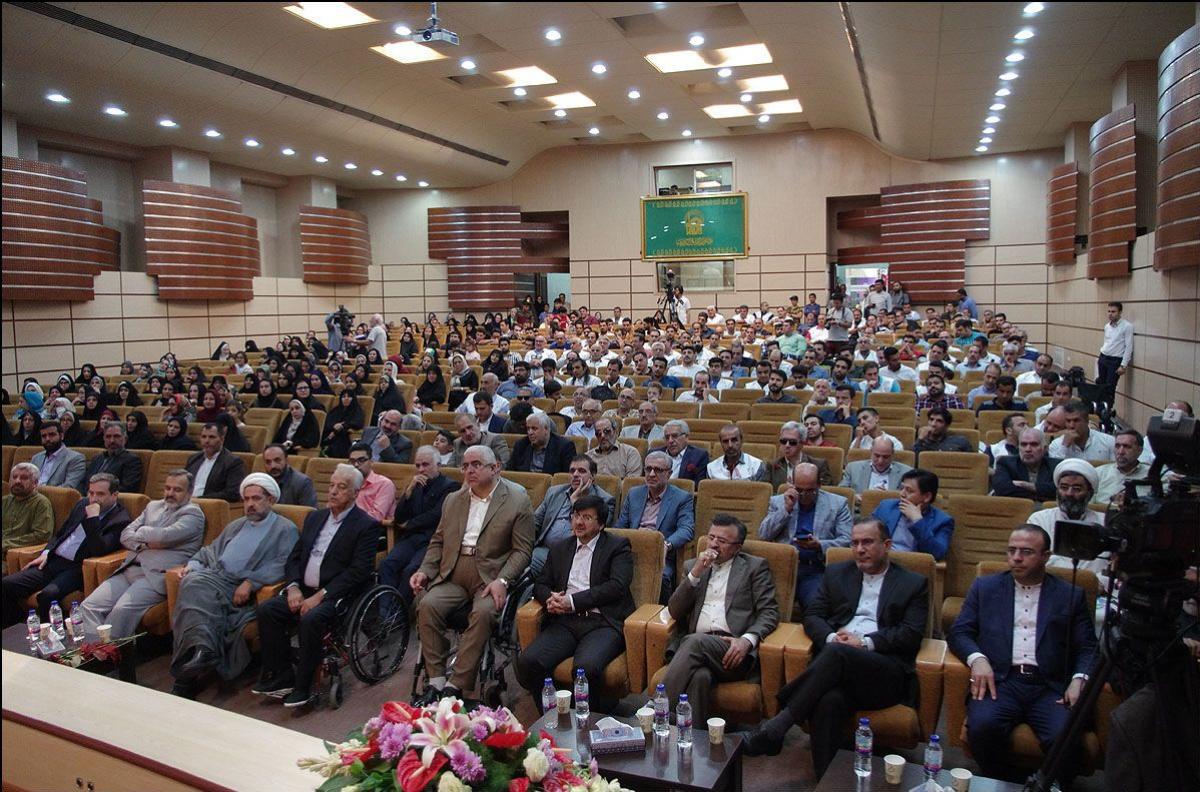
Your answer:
[380,701,421,724]
[396,751,447,792]
[508,779,531,792]
[482,730,528,749]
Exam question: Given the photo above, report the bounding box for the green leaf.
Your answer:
[317,776,359,792]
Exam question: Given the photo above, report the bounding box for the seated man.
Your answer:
[741,518,928,780]
[870,469,955,560]
[186,422,247,502]
[1093,429,1152,504]
[766,421,833,487]
[706,424,766,481]
[840,438,913,508]
[508,412,575,474]
[914,373,965,411]
[2,463,55,572]
[588,418,643,478]
[411,446,534,704]
[663,514,780,727]
[662,420,709,485]
[989,412,1029,462]
[1047,400,1116,463]
[676,371,720,404]
[565,399,603,446]
[620,401,664,442]
[759,463,853,608]
[850,407,905,451]
[450,412,511,467]
[755,369,797,404]
[80,420,143,495]
[802,415,838,448]
[614,451,695,603]
[254,464,379,707]
[975,375,1029,414]
[32,420,86,490]
[378,446,459,609]
[1027,459,1108,586]
[342,442,396,523]
[169,474,299,698]
[471,392,507,434]
[948,524,1097,787]
[531,456,616,575]
[817,385,858,429]
[992,428,1060,501]
[78,470,206,639]
[515,494,634,713]
[912,406,972,458]
[361,409,415,464]
[3,472,129,626]
[261,444,317,507]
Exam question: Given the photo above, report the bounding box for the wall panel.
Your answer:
[1046,163,1079,265]
[1155,24,1200,270]
[299,205,372,284]
[1087,105,1137,279]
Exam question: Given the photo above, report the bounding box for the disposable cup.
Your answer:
[950,767,972,791]
[555,689,572,714]
[636,707,655,733]
[884,754,905,784]
[97,624,113,643]
[707,717,725,744]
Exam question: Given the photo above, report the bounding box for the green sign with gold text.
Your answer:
[641,192,748,260]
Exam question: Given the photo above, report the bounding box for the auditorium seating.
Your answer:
[939,495,1035,633]
[920,451,990,496]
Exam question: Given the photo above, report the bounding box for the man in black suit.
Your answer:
[508,412,575,475]
[992,427,1061,501]
[2,472,130,626]
[378,446,459,608]
[663,420,709,485]
[186,422,246,503]
[741,518,928,780]
[515,494,634,713]
[253,463,380,707]
[79,421,142,495]
[360,410,414,464]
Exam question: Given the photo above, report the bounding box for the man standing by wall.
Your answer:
[1096,301,1133,393]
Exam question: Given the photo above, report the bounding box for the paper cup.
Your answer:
[706,717,725,744]
[97,624,113,643]
[884,754,905,784]
[555,689,572,714]
[39,623,52,641]
[636,706,655,733]
[950,768,972,791]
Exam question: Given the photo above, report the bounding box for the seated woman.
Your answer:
[115,380,143,407]
[290,378,324,414]
[254,379,286,410]
[272,399,319,453]
[213,413,250,453]
[125,410,159,451]
[159,416,198,451]
[370,375,407,425]
[228,350,253,377]
[196,388,225,423]
[414,366,447,414]
[321,389,364,459]
[13,410,43,446]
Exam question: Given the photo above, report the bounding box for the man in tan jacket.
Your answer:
[411,445,534,703]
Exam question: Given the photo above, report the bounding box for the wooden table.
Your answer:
[814,750,1024,791]
[535,711,744,792]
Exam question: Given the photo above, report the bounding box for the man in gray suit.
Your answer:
[450,412,511,467]
[32,420,86,490]
[759,463,853,610]
[662,514,780,727]
[360,410,414,464]
[619,401,665,442]
[530,455,615,575]
[262,444,318,507]
[78,469,206,639]
[839,437,913,510]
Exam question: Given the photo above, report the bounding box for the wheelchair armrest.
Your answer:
[164,566,186,629]
[943,652,971,748]
[6,543,46,574]
[759,623,803,718]
[644,609,677,695]
[623,604,664,696]
[257,581,285,604]
[915,638,947,738]
[82,551,127,596]
[517,599,545,651]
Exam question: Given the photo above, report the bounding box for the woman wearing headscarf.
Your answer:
[326,360,344,386]
[159,416,198,451]
[254,379,286,410]
[211,341,232,361]
[213,413,250,453]
[125,410,159,451]
[59,411,86,446]
[185,366,207,387]
[14,411,43,445]
[82,409,119,448]
[481,349,508,382]
[397,330,418,364]
[76,363,97,386]
[135,363,153,384]
[119,361,136,377]
[415,365,447,412]
[449,354,479,391]
[48,397,75,421]
[370,375,407,425]
[196,388,225,423]
[308,369,333,396]
[56,373,76,395]
[339,374,363,399]
[147,376,165,396]
[321,389,364,459]
[240,372,260,395]
[77,387,108,421]
[116,380,143,407]
[273,399,319,452]
[17,388,46,421]
[290,378,324,414]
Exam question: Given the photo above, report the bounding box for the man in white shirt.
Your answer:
[990,413,1029,463]
[524,336,557,365]
[1016,353,1055,387]
[705,306,725,327]
[455,373,511,418]
[850,407,905,451]
[704,358,734,391]
[1093,429,1153,504]
[1047,401,1116,462]
[677,371,720,404]
[565,399,603,447]
[1096,301,1133,392]
[880,346,919,384]
[706,425,766,481]
[354,313,388,360]
[564,358,602,389]
[667,346,705,379]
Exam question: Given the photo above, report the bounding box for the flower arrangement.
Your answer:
[299,698,633,792]
[50,633,141,668]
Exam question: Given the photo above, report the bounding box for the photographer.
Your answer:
[324,306,353,355]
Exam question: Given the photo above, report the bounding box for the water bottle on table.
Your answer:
[541,678,556,715]
[573,668,590,722]
[25,609,40,652]
[924,734,942,782]
[69,602,84,644]
[653,683,670,737]
[48,600,65,640]
[676,694,693,749]
[854,717,872,778]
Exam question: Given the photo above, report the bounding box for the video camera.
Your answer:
[332,304,355,336]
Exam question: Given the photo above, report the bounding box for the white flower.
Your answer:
[523,746,550,782]
[437,774,469,792]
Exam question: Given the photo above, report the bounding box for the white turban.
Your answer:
[239,472,280,501]
[1053,458,1099,492]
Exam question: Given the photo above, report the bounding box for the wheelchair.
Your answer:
[312,575,411,709]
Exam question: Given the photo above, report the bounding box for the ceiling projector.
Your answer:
[412,2,459,46]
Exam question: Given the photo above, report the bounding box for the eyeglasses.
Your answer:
[348,457,369,466]
[779,438,801,446]
[644,466,670,474]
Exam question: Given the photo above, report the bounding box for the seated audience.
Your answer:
[186,423,246,502]
[80,420,143,495]
[706,424,766,481]
[767,421,833,487]
[361,409,414,464]
[840,438,913,506]
[913,407,972,457]
[1,463,56,574]
[614,451,695,602]
[992,428,1061,501]
[870,469,954,560]
[531,456,615,575]
[509,412,575,474]
[661,420,709,485]
[587,417,642,478]
[32,420,87,490]
[620,401,664,441]
[347,442,397,524]
[450,412,511,467]
[1093,429,1152,504]
[378,446,458,610]
[1047,400,1116,462]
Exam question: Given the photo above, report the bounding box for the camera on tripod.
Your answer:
[332,304,355,336]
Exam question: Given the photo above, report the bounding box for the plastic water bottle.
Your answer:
[653,683,670,737]
[69,602,84,644]
[48,601,65,640]
[923,734,943,782]
[541,678,556,715]
[675,694,693,749]
[25,609,40,650]
[573,668,590,721]
[854,717,873,778]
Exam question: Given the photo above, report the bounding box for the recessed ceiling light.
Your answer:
[496,66,558,87]
[284,2,377,29]
[281,147,296,156]
[1023,2,1044,16]
[544,28,561,42]
[980,136,993,143]
[717,67,732,78]
[460,59,476,70]
[737,75,789,93]
[371,169,383,176]
[657,111,670,120]
[1000,71,1019,81]
[158,118,178,128]
[591,63,607,75]
[982,126,996,134]
[103,105,127,117]
[975,145,989,152]
[759,98,803,114]
[513,87,527,97]
[314,155,328,163]
[418,180,429,187]
[645,43,772,73]
[244,138,260,147]
[985,115,1001,124]
[546,91,595,109]
[588,127,600,135]
[689,34,705,47]
[395,174,407,182]
[627,89,641,100]
[393,24,412,36]
[554,109,567,118]
[1014,28,1035,40]
[995,88,1011,97]
[990,102,1006,111]
[45,91,70,104]
[204,128,222,138]
[344,162,357,170]
[739,93,752,103]
[681,129,693,137]
[1005,52,1025,63]
[758,114,770,123]
[704,104,752,119]
[372,41,446,65]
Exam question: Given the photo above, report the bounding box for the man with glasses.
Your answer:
[840,438,912,508]
[347,442,396,523]
[948,524,1097,788]
[451,413,511,467]
[615,451,695,603]
[662,514,780,727]
[588,418,642,478]
[361,409,414,464]
[766,421,833,487]
[565,399,604,447]
[531,456,616,575]
[603,388,639,424]
[759,463,853,609]
[620,401,664,442]
[662,420,709,485]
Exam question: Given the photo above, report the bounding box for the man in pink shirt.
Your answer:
[348,442,396,523]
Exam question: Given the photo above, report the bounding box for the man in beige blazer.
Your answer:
[411,445,534,703]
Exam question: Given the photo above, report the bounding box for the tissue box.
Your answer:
[588,724,646,755]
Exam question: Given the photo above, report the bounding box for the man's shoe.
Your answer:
[739,726,783,757]
[413,685,442,707]
[439,685,463,702]
[283,688,317,708]
[170,679,199,699]
[252,671,295,697]
[176,647,217,681]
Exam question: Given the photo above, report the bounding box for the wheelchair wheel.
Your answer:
[329,672,344,709]
[347,584,410,684]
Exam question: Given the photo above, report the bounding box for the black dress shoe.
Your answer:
[739,726,783,757]
[171,679,199,699]
[252,671,295,697]
[440,685,463,701]
[283,688,317,708]
[176,647,217,681]
[413,685,442,707]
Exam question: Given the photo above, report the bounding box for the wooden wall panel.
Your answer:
[1087,104,1137,279]
[427,206,569,309]
[836,179,989,303]
[1047,163,1080,264]
[300,206,372,285]
[1155,24,1200,270]
[142,181,260,300]
[1,156,119,301]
